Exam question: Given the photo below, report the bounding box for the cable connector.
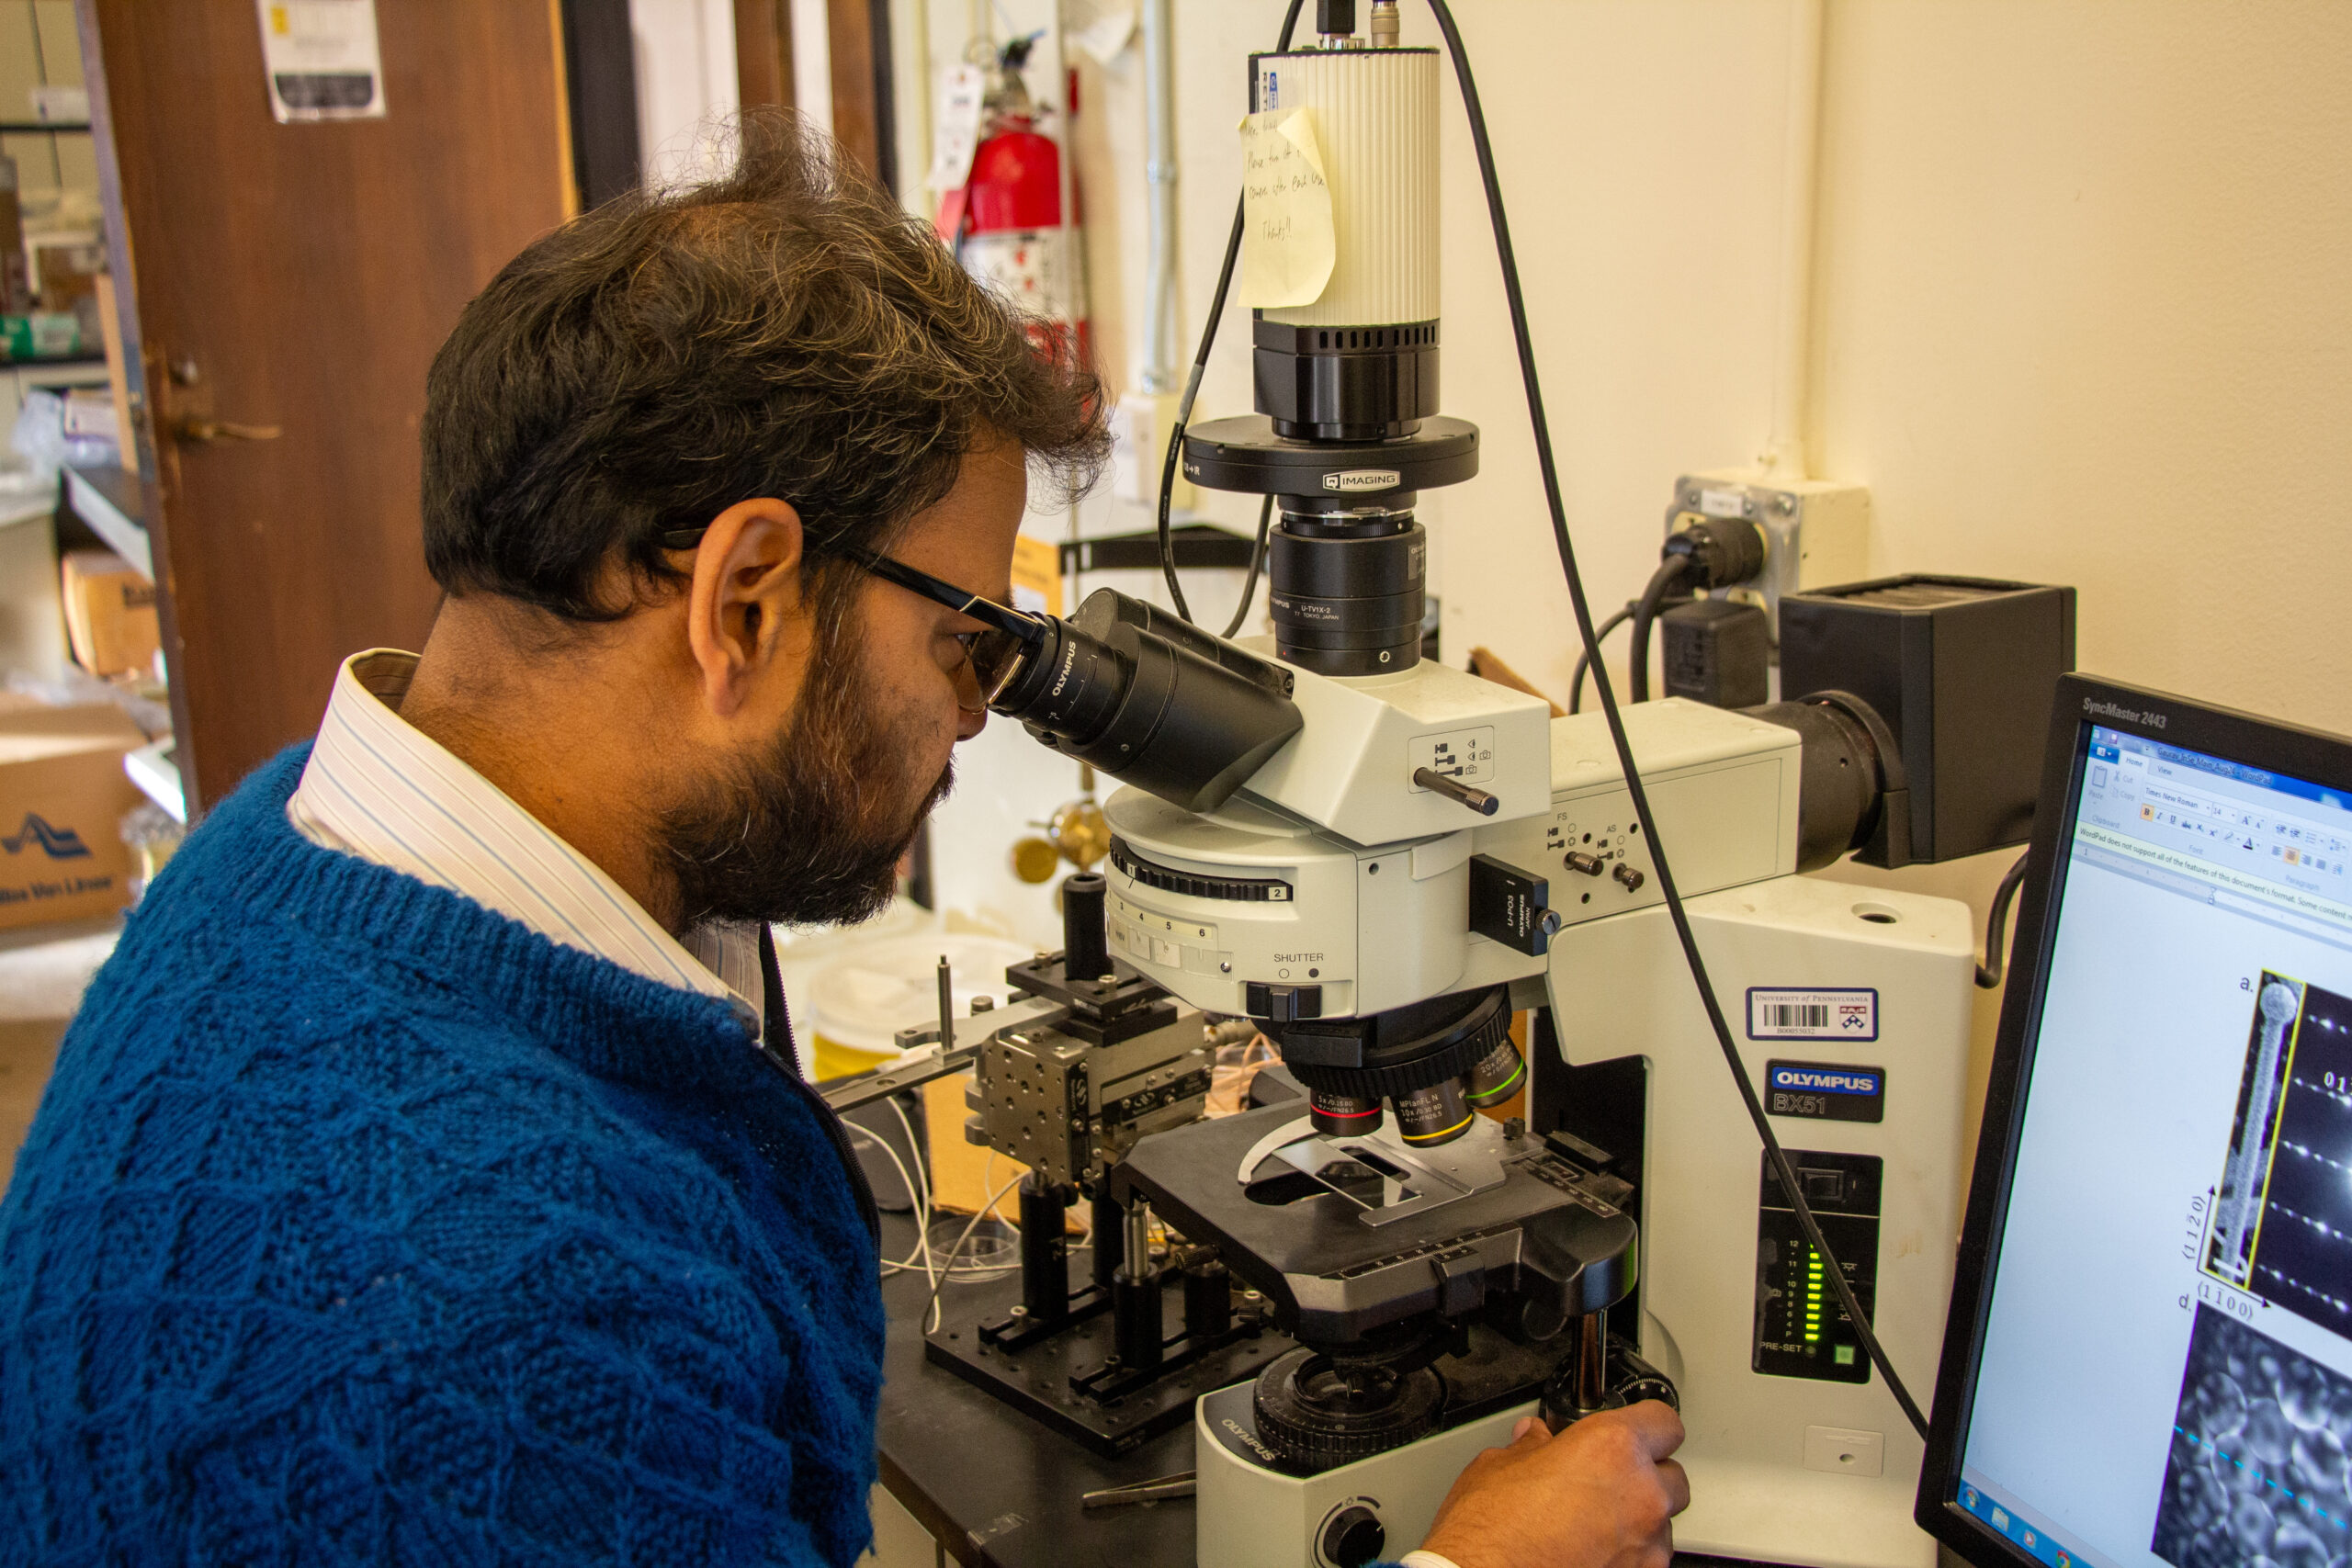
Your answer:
[1663,513,1767,592]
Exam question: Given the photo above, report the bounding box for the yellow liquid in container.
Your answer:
[809,1035,899,1084]
[802,931,1034,1082]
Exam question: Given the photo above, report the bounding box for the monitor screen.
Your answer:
[1949,718,2352,1568]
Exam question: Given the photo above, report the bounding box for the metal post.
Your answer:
[1017,1173,1072,1325]
[1091,1182,1124,1288]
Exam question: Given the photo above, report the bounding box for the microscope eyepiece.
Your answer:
[989,588,1304,814]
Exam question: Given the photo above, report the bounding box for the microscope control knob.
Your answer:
[1565,851,1606,876]
[1612,861,1645,892]
[1319,1504,1386,1568]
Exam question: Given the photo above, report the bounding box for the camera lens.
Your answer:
[1267,515,1426,677]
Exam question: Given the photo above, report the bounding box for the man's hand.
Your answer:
[1416,1401,1689,1568]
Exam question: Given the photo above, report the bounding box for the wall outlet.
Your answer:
[1665,471,1870,645]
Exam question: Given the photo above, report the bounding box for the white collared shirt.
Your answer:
[287,649,763,1033]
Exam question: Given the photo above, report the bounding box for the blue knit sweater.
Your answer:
[0,749,886,1566]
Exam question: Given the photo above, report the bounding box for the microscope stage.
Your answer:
[1114,1102,1636,1348]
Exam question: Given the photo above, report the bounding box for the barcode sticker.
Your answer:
[1747,987,1878,1042]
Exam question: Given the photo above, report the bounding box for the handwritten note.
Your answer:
[1238,107,1335,309]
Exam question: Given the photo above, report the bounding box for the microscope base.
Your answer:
[1193,1381,1532,1568]
[924,1270,1295,1457]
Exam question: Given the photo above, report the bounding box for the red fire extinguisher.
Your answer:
[936,35,1090,359]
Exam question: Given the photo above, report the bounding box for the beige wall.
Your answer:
[1815,2,2352,728]
[1042,0,2352,730]
[901,4,2352,1065]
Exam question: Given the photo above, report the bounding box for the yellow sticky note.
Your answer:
[1238,107,1336,310]
[1009,533,1063,617]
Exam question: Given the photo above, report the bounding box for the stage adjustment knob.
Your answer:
[1319,1504,1385,1568]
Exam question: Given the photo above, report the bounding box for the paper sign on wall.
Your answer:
[927,64,988,191]
[1238,107,1335,309]
[1010,534,1063,617]
[256,0,388,123]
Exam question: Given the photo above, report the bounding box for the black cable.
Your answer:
[1624,555,1690,705]
[1567,602,1634,715]
[1975,852,2030,990]
[1420,0,1932,1440]
[1158,0,1308,625]
[1221,494,1278,639]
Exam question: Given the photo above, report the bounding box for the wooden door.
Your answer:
[80,0,570,810]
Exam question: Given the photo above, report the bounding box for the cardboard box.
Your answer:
[94,273,136,477]
[0,704,147,930]
[61,551,159,677]
[32,240,103,315]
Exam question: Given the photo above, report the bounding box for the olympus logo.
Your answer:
[1770,1067,1879,1095]
[1323,468,1402,492]
[1222,1416,1281,1463]
[2084,696,2165,729]
[1050,641,1079,699]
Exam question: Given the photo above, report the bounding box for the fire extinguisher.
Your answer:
[936,35,1090,359]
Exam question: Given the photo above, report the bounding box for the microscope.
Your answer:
[869,5,2075,1563]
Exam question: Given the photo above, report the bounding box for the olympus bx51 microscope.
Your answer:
[918,5,2076,1565]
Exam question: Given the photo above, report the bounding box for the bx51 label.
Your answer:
[1765,1060,1886,1123]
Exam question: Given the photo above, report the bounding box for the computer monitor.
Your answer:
[1920,675,2352,1568]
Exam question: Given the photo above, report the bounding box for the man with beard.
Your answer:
[0,120,1686,1568]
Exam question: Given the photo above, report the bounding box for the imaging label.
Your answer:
[1766,1061,1886,1123]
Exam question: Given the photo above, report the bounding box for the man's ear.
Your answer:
[684,497,808,718]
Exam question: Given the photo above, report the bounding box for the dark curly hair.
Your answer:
[421,112,1107,625]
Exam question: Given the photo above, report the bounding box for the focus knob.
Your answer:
[1319,1504,1385,1568]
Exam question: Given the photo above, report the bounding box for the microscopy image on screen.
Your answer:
[2154,1306,2352,1568]
[2203,975,2352,1335]
[2207,974,2307,1289]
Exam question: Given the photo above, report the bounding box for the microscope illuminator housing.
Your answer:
[1102,699,1805,1023]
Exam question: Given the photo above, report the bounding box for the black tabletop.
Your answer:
[875,1213,1201,1568]
[874,1221,1781,1568]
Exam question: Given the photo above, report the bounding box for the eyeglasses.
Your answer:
[660,525,1048,714]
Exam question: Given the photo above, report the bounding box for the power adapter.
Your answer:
[1661,598,1770,707]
